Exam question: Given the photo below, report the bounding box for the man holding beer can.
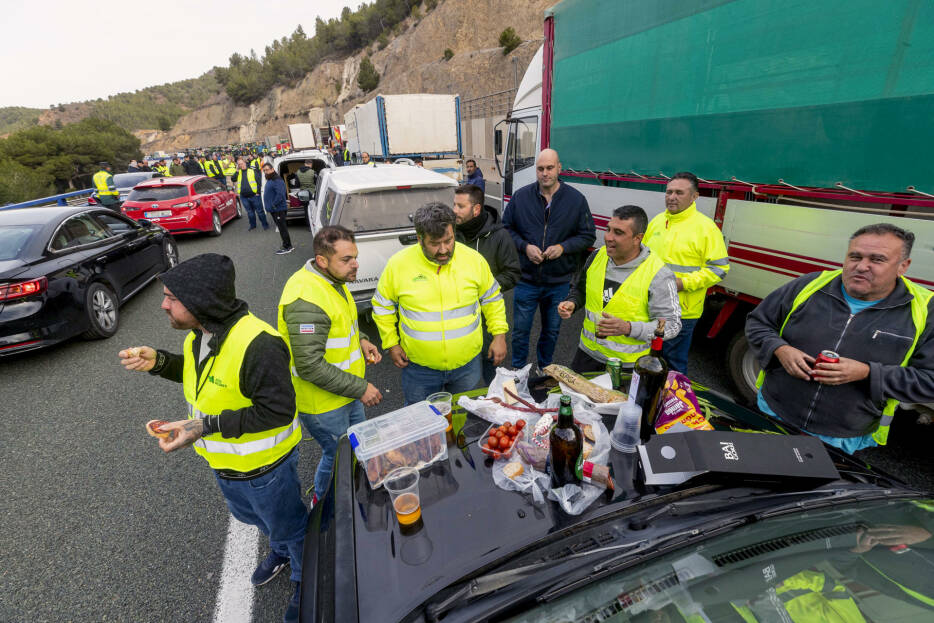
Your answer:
[746,224,934,453]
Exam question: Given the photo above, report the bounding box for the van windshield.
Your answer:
[339,186,455,232]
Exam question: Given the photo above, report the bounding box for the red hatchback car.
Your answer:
[122,175,242,235]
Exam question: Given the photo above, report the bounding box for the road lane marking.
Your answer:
[213,515,259,623]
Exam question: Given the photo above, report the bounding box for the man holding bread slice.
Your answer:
[119,253,306,623]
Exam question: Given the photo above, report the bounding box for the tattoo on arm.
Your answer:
[183,419,204,437]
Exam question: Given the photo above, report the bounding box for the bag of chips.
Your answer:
[654,372,714,433]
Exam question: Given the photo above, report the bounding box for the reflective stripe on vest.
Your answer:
[756,270,931,445]
[183,314,300,471]
[580,247,666,363]
[93,170,118,196]
[204,160,219,176]
[236,168,258,194]
[277,267,365,414]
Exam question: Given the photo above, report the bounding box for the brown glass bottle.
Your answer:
[630,319,668,443]
[549,395,583,487]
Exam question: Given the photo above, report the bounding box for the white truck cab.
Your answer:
[310,164,457,309]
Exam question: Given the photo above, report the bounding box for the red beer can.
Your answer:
[815,350,840,365]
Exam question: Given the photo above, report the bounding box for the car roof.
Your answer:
[325,164,457,193]
[0,205,100,226]
[134,176,200,187]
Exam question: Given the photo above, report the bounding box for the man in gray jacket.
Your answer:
[746,223,934,453]
[453,184,521,382]
[558,205,681,372]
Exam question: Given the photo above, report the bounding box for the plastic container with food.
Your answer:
[348,401,449,489]
[478,419,528,460]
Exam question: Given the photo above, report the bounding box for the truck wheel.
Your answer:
[727,331,759,405]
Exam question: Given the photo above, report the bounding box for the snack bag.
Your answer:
[655,372,713,433]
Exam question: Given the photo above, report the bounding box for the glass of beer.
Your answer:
[427,392,453,431]
[384,467,421,525]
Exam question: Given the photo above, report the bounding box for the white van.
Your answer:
[310,164,457,309]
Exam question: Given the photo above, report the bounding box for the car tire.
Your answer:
[163,238,179,269]
[209,210,222,236]
[82,282,119,340]
[235,198,244,219]
[727,330,759,405]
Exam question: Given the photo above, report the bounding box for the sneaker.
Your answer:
[275,246,295,255]
[283,581,300,623]
[251,551,289,587]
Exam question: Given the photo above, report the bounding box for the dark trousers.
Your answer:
[241,195,268,229]
[269,210,291,248]
[662,317,698,374]
[511,280,570,368]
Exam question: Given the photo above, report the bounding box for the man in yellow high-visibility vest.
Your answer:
[118,253,306,621]
[372,203,508,404]
[92,162,119,209]
[747,223,934,453]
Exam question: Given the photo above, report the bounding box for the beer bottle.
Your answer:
[549,395,583,487]
[629,318,668,443]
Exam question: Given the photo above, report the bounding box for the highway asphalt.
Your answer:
[2,216,931,622]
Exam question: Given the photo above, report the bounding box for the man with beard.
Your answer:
[278,226,382,504]
[118,253,306,622]
[262,162,293,255]
[372,203,508,404]
[452,184,520,383]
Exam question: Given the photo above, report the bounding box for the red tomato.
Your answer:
[488,436,499,449]
[507,426,518,437]
[516,420,526,430]
[494,430,505,439]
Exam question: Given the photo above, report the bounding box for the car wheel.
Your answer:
[82,282,119,339]
[727,330,759,405]
[235,198,244,219]
[163,239,179,269]
[209,210,222,236]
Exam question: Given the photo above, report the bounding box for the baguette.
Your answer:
[543,364,627,403]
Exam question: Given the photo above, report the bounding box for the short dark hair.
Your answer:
[611,205,648,235]
[466,159,477,167]
[850,223,915,260]
[314,225,355,257]
[455,184,484,209]
[670,171,699,193]
[413,202,455,239]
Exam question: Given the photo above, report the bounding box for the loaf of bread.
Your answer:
[503,462,524,479]
[543,364,627,403]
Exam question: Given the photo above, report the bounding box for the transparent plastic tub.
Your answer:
[478,421,528,460]
[348,401,449,489]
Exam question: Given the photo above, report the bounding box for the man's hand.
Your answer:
[361,339,382,365]
[596,312,630,338]
[774,345,816,381]
[388,345,409,368]
[488,334,507,366]
[852,525,933,553]
[675,278,684,292]
[119,346,156,372]
[557,301,576,319]
[525,244,544,264]
[361,382,382,407]
[812,357,870,386]
[155,419,204,453]
[542,244,564,260]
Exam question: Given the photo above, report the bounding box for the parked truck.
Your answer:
[499,0,934,408]
[344,93,463,161]
[288,123,320,150]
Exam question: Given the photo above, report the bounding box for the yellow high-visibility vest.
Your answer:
[182,314,301,472]
[93,170,118,197]
[234,168,259,195]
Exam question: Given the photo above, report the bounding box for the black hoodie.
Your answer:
[150,253,296,442]
[454,206,521,292]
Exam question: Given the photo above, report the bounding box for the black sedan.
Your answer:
[87,171,163,208]
[302,382,934,622]
[0,206,178,355]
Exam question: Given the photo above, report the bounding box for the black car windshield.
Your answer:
[127,185,188,202]
[0,225,39,260]
[112,173,154,189]
[338,187,454,231]
[502,498,934,623]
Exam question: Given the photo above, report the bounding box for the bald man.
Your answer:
[502,149,596,374]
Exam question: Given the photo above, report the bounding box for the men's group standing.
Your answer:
[116,146,934,622]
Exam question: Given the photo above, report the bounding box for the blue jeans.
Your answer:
[662,317,698,374]
[214,450,307,582]
[299,400,366,498]
[401,354,483,405]
[511,280,570,368]
[241,194,268,229]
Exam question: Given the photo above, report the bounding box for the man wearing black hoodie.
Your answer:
[118,253,306,623]
[453,184,521,382]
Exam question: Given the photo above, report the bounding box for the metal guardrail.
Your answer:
[1,189,94,211]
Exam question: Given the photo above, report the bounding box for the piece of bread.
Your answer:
[502,379,519,405]
[582,424,595,441]
[543,364,627,403]
[127,347,142,358]
[146,420,176,441]
[503,462,524,479]
[582,442,593,460]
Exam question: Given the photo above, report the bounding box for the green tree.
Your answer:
[443,48,454,61]
[499,27,522,55]
[357,56,380,92]
[158,117,172,131]
[0,158,54,205]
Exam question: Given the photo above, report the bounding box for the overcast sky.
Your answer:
[1,0,363,109]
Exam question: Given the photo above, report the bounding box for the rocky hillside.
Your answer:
[142,0,550,152]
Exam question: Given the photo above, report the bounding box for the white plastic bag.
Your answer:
[456,364,544,426]
[556,372,626,416]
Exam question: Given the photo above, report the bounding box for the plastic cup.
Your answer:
[384,467,421,525]
[610,400,641,453]
[427,392,453,431]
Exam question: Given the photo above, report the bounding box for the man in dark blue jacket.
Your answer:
[502,148,596,372]
[464,159,485,193]
[262,162,293,255]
